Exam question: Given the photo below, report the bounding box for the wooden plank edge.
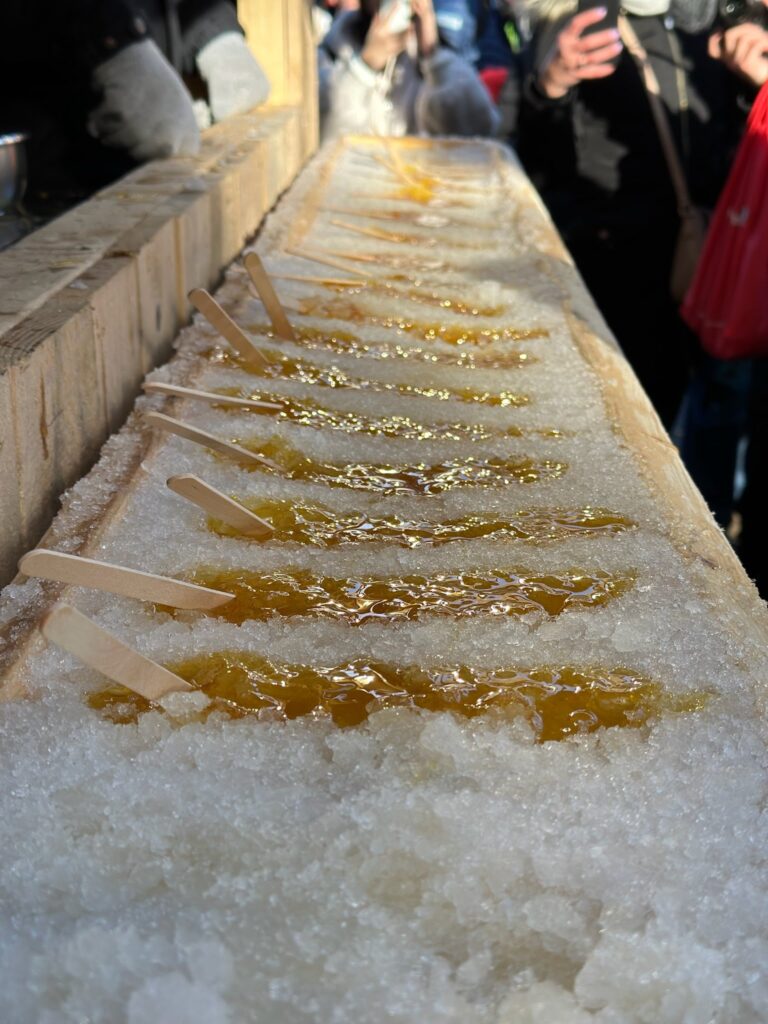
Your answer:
[0,413,163,700]
[566,310,768,652]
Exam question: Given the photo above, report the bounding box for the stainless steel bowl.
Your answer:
[0,133,28,212]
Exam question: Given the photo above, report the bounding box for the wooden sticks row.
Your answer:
[32,253,312,705]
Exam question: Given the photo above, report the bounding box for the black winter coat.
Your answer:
[503,11,749,247]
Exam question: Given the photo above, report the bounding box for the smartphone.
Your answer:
[379,0,413,34]
[577,0,620,36]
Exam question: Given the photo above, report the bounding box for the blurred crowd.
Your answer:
[0,0,766,596]
[313,0,768,598]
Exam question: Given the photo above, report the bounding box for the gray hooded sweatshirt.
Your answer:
[318,11,500,142]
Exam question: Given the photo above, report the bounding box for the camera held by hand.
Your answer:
[718,0,768,30]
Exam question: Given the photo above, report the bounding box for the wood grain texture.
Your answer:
[145,411,274,470]
[3,133,766,710]
[244,253,296,340]
[144,381,283,413]
[42,604,192,701]
[0,1,317,587]
[20,550,234,610]
[167,474,274,540]
[188,288,270,368]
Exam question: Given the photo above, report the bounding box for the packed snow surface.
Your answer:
[1,139,767,1024]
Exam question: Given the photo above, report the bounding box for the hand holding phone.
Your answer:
[538,6,623,99]
[577,0,620,36]
[379,0,413,34]
[362,1,411,70]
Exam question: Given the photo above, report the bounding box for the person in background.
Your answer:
[318,0,500,139]
[684,20,768,596]
[433,0,483,61]
[676,13,768,542]
[0,0,269,211]
[313,1,361,43]
[505,0,757,428]
[431,0,530,118]
[127,0,270,129]
[434,0,536,136]
[432,0,529,69]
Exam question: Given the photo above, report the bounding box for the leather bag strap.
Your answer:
[618,15,694,217]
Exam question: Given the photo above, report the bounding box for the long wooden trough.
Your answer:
[1,132,767,1020]
[0,0,317,588]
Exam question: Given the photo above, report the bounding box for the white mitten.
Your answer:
[89,39,200,160]
[196,32,271,122]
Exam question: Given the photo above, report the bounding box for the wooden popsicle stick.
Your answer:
[244,253,296,341]
[19,550,233,610]
[384,144,427,189]
[322,204,457,229]
[268,273,365,289]
[369,150,413,185]
[321,205,412,224]
[145,411,274,471]
[284,245,373,279]
[329,219,406,243]
[188,287,270,370]
[167,474,274,541]
[308,246,379,265]
[144,381,284,414]
[42,604,192,701]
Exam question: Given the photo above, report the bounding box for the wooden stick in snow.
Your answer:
[19,550,234,610]
[189,287,270,369]
[144,381,283,414]
[244,253,296,341]
[145,412,275,471]
[42,604,193,701]
[167,475,274,541]
[284,245,373,279]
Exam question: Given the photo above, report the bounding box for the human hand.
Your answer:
[89,40,200,160]
[196,32,271,121]
[538,9,623,99]
[709,23,768,87]
[412,0,439,58]
[361,5,409,70]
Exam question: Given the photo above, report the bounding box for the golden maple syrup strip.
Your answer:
[208,500,636,547]
[207,389,542,442]
[182,568,636,626]
[232,437,568,494]
[236,322,547,367]
[330,219,475,248]
[88,651,710,740]
[212,350,530,408]
[301,279,503,318]
[295,297,548,348]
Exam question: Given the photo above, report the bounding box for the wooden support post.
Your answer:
[238,0,318,153]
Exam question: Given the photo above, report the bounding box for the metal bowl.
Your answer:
[0,133,28,212]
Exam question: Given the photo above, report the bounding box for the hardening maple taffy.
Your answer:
[0,137,767,1024]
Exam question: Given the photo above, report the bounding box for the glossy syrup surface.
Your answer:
[213,389,540,442]
[234,322,546,366]
[185,567,636,625]
[324,280,504,318]
[88,652,709,739]
[235,437,568,494]
[295,298,549,347]
[391,171,440,204]
[211,350,530,407]
[209,499,636,547]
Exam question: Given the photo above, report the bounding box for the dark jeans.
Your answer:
[568,226,693,428]
[678,354,752,529]
[738,359,768,599]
